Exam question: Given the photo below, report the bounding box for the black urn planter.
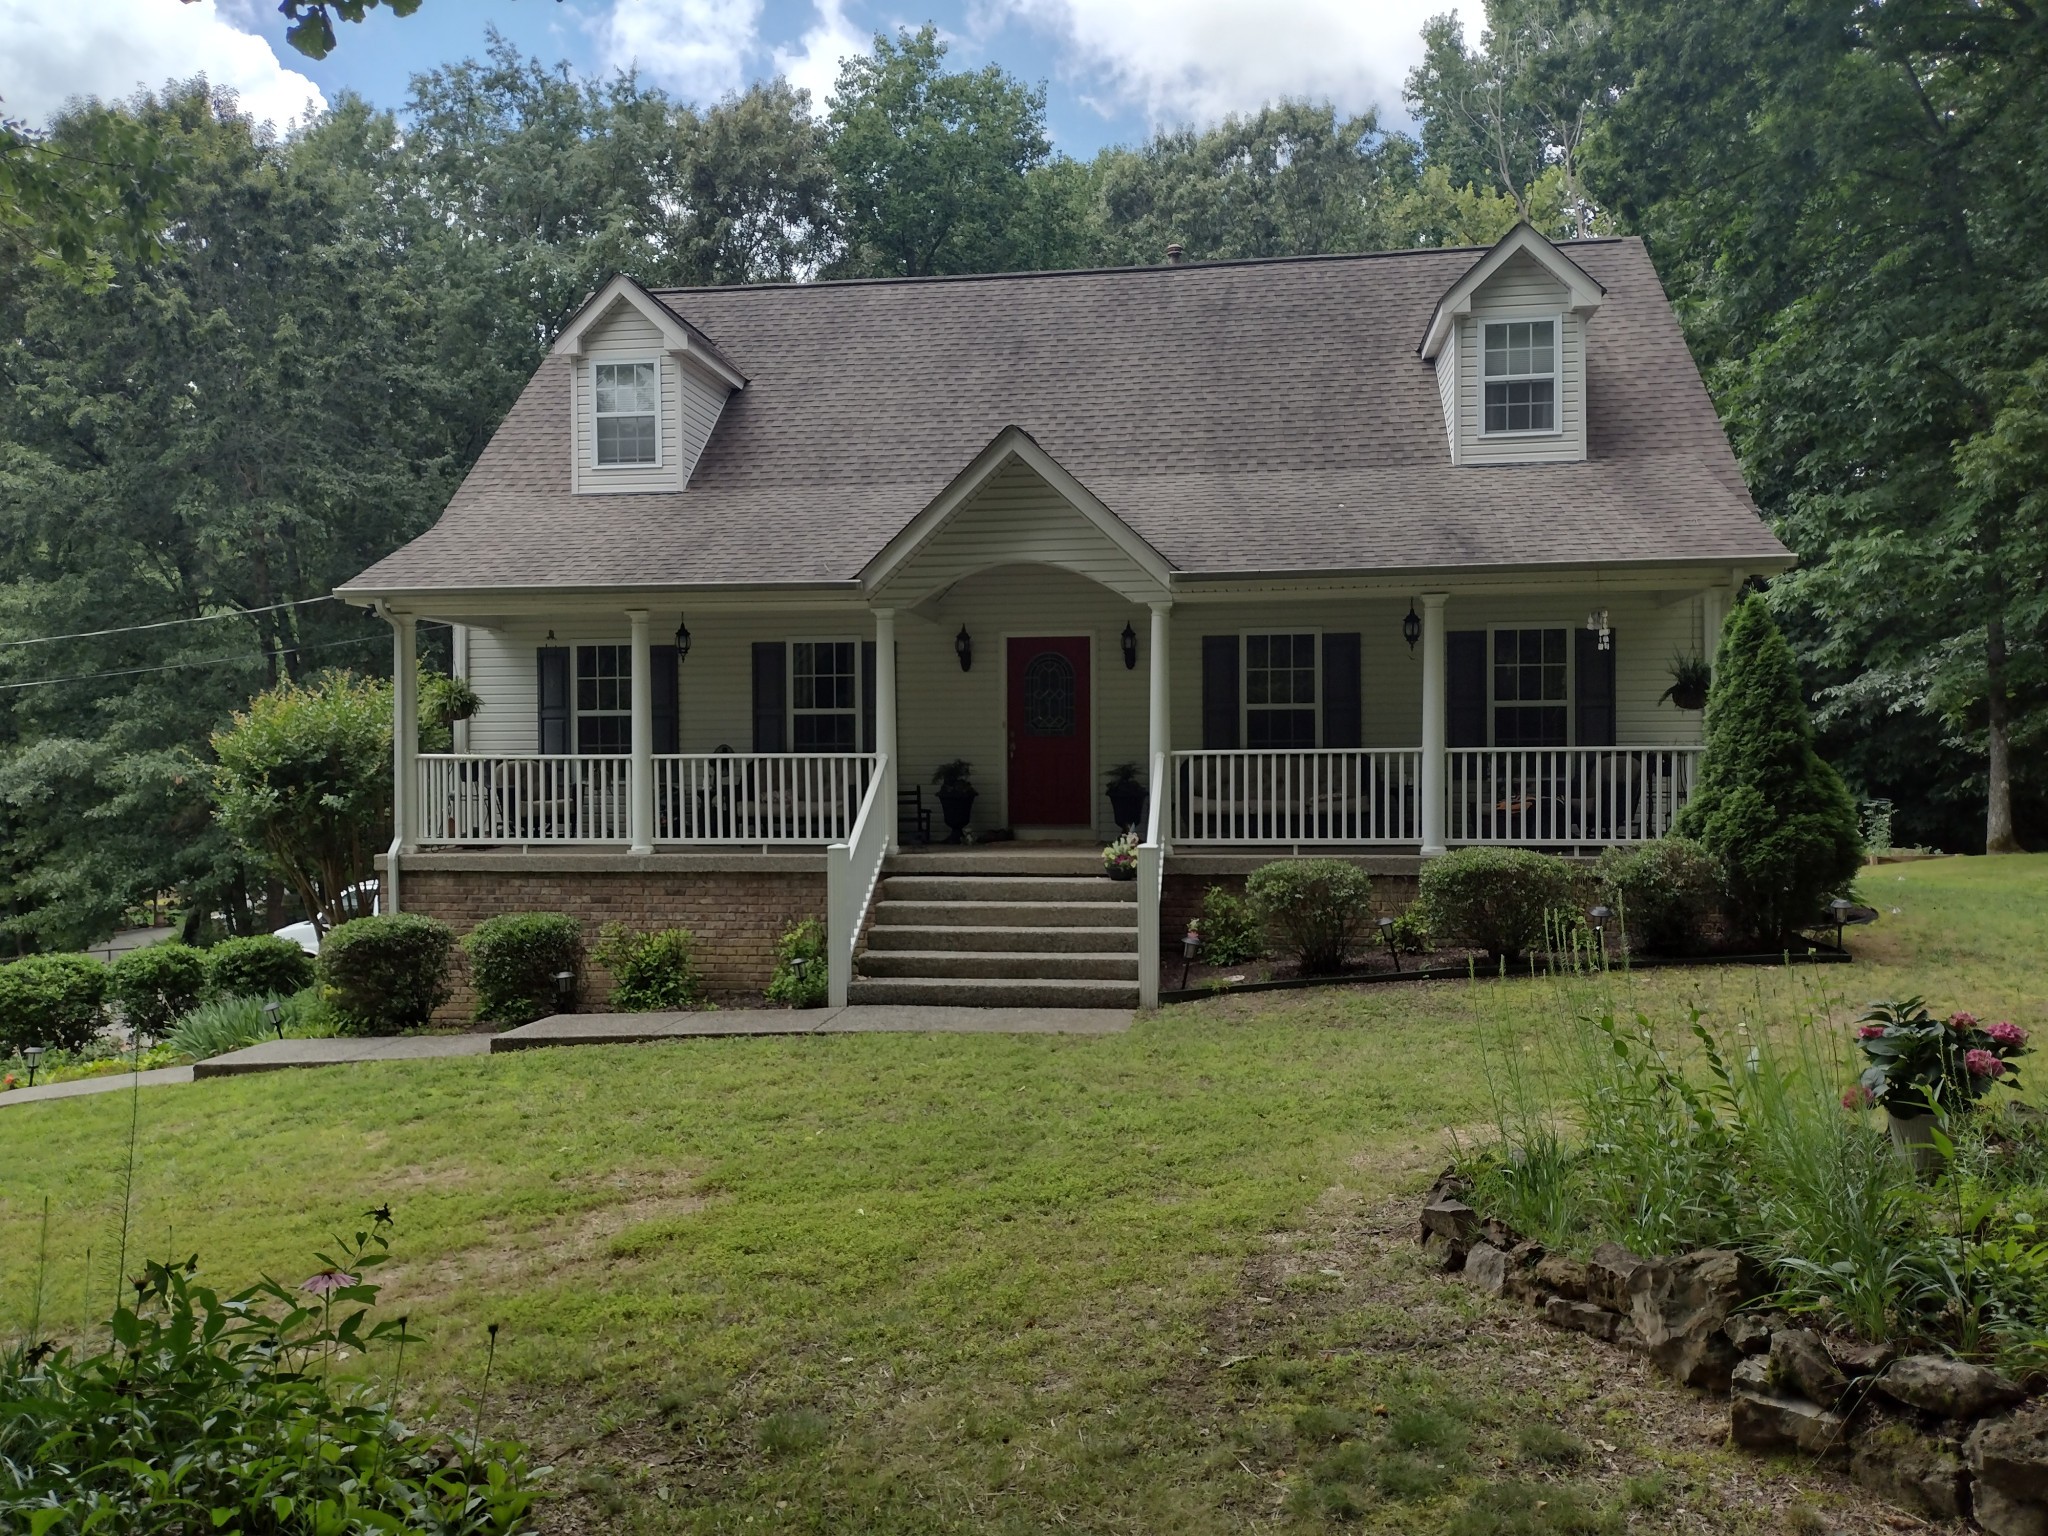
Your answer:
[937,785,977,842]
[1106,782,1149,832]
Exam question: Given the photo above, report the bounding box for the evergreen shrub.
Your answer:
[1245,859,1374,975]
[106,942,208,1039]
[461,912,582,1025]
[1194,885,1264,966]
[1674,595,1862,943]
[1594,837,1726,956]
[0,954,108,1053]
[318,914,454,1035]
[591,924,707,1012]
[1415,848,1584,963]
[766,917,828,1007]
[202,934,315,999]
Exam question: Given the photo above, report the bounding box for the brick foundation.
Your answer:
[389,853,827,1022]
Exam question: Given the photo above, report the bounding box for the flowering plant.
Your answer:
[1102,830,1140,877]
[1852,997,2030,1117]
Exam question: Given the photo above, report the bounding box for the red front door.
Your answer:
[1006,636,1091,827]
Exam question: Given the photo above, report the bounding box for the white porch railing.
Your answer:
[827,757,891,1008]
[415,753,879,846]
[1171,749,1424,845]
[1137,749,1167,1008]
[1446,747,1702,846]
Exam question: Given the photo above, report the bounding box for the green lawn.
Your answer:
[7,854,2045,1534]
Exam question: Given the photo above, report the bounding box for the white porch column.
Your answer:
[1419,593,1449,857]
[387,609,417,912]
[1147,602,1172,773]
[873,607,898,851]
[627,609,654,854]
[1701,584,1729,676]
[450,623,470,754]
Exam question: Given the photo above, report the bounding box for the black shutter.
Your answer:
[1575,628,1617,746]
[1201,636,1240,749]
[537,646,571,754]
[751,642,787,752]
[1447,631,1487,748]
[1322,632,1362,748]
[861,641,877,753]
[650,645,679,755]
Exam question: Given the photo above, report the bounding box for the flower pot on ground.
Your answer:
[1853,998,2029,1170]
[1886,1110,1947,1178]
[1104,762,1149,832]
[1102,831,1139,880]
[932,760,976,842]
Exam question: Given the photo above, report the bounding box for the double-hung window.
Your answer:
[1244,633,1318,748]
[593,361,659,466]
[1492,628,1568,746]
[575,644,632,752]
[1482,320,1558,435]
[791,640,858,751]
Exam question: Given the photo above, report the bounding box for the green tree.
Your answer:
[827,26,1051,277]
[1675,595,1862,943]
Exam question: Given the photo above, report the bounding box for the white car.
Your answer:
[273,880,380,955]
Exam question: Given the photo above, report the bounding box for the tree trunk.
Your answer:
[1986,615,2023,853]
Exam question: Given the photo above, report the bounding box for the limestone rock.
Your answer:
[1424,1168,1473,1206]
[1420,1199,1478,1244]
[1585,1240,1645,1312]
[1976,1484,2048,1536]
[1824,1337,1897,1377]
[1422,1230,1469,1271]
[1533,1254,1589,1301]
[1729,1358,1849,1457]
[1479,1216,1518,1251]
[1723,1313,1776,1356]
[1847,1422,1967,1521]
[1970,1406,2048,1504]
[1876,1354,2027,1421]
[1628,1249,1754,1392]
[1542,1296,1620,1341]
[1463,1241,1509,1296]
[1769,1329,1849,1411]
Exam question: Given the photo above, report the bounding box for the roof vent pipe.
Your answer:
[1165,243,1184,265]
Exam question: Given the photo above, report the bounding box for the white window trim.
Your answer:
[789,636,863,754]
[1478,312,1565,439]
[573,641,633,754]
[590,357,664,470]
[1239,629,1323,749]
[1485,625,1573,748]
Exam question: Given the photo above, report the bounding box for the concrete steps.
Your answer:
[849,866,1140,1008]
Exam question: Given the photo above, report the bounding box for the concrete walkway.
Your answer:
[193,1033,491,1078]
[491,1005,1133,1050]
[1,1065,194,1107]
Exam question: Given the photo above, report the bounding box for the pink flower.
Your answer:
[1858,1024,1888,1039]
[1965,1049,2006,1080]
[1841,1085,1875,1109]
[1987,1021,2029,1049]
[1949,1011,1979,1030]
[301,1269,357,1297]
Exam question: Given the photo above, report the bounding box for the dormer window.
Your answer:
[593,361,659,466]
[1482,320,1558,435]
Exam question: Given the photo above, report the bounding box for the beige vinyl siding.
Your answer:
[672,361,729,483]
[1455,250,1587,465]
[874,459,1167,605]
[570,302,731,494]
[1435,337,1459,463]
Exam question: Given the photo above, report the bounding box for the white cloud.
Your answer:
[0,0,325,129]
[998,0,1442,130]
[771,0,869,112]
[600,0,764,101]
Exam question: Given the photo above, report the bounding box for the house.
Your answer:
[339,224,1791,1011]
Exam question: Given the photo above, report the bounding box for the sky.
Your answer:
[0,0,1448,157]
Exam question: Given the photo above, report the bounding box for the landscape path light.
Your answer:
[1377,915,1402,972]
[23,1044,43,1087]
[553,970,576,1015]
[263,999,285,1040]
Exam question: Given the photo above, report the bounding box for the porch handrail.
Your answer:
[827,755,891,1009]
[1170,748,1423,846]
[655,752,877,844]
[1137,749,1167,1008]
[417,753,632,845]
[1447,746,1702,846]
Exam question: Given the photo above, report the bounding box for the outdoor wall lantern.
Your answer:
[1403,601,1421,653]
[22,1044,42,1087]
[552,969,576,1015]
[262,1000,284,1040]
[955,625,973,673]
[675,613,692,662]
[1121,621,1139,670]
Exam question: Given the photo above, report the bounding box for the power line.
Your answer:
[0,632,384,694]
[0,594,340,651]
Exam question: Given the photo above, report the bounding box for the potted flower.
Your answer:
[1104,761,1148,832]
[1102,830,1140,881]
[1659,652,1711,712]
[1851,998,2030,1172]
[932,760,976,843]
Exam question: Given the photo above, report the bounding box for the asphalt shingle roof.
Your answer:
[341,237,1789,595]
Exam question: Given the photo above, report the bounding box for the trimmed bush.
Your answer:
[1245,859,1374,975]
[1675,594,1862,943]
[591,923,707,1012]
[461,912,582,1025]
[318,914,454,1035]
[203,934,315,1000]
[1194,885,1263,966]
[766,917,828,1008]
[1414,847,1584,963]
[107,942,208,1039]
[1595,837,1725,956]
[0,954,109,1053]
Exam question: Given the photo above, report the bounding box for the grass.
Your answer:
[4,853,2045,1532]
